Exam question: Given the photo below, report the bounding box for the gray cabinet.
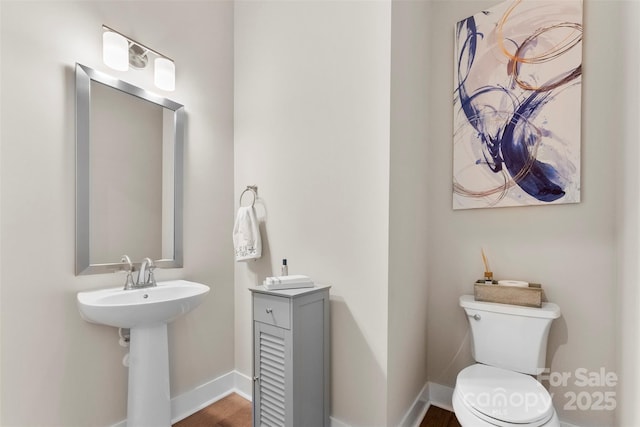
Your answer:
[250,285,331,427]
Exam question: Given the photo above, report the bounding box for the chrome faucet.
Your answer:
[121,255,136,290]
[136,257,157,287]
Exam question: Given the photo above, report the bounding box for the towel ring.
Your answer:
[239,186,257,207]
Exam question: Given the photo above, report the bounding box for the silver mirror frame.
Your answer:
[75,63,184,275]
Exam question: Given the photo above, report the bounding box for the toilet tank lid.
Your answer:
[460,295,561,319]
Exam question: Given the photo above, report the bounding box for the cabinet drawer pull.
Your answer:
[266,308,273,314]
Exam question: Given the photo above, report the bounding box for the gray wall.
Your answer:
[0,1,234,425]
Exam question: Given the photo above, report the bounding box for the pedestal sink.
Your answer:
[77,280,210,426]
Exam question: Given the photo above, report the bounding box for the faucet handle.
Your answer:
[148,262,157,286]
[120,255,135,289]
[120,255,133,273]
[124,272,135,290]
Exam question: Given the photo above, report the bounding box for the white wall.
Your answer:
[0,1,234,425]
[234,1,392,424]
[616,1,640,425]
[387,1,431,425]
[426,1,621,426]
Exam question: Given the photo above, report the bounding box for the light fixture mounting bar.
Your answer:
[102,25,173,62]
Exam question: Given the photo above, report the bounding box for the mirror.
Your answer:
[75,63,184,275]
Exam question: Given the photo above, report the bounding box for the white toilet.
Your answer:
[453,295,561,427]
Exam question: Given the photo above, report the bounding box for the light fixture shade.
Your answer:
[103,31,129,71]
[154,57,175,91]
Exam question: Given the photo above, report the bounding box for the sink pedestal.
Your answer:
[128,324,171,426]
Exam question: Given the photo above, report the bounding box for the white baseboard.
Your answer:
[427,381,454,412]
[172,370,238,422]
[330,416,352,427]
[110,370,253,427]
[110,370,350,426]
[233,370,253,401]
[109,373,582,427]
[399,382,430,427]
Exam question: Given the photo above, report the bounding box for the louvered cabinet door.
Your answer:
[254,322,292,426]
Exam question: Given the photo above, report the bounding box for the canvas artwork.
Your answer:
[453,0,583,209]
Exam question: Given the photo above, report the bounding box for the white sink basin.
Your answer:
[77,279,210,328]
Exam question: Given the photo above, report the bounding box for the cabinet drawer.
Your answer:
[253,293,290,329]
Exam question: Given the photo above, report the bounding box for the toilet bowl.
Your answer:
[453,296,561,427]
[452,364,560,427]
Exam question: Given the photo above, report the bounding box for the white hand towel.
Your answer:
[233,206,262,261]
[263,275,314,290]
[265,275,313,285]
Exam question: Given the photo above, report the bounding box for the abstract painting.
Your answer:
[453,0,583,209]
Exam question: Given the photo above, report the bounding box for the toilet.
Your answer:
[453,295,561,427]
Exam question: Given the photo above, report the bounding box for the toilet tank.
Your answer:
[460,295,561,375]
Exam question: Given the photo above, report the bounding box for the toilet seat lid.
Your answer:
[456,364,554,425]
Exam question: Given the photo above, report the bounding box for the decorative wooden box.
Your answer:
[474,281,545,308]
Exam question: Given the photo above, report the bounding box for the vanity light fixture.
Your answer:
[102,25,176,91]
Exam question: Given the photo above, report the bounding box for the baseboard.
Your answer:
[399,382,430,427]
[109,370,351,426]
[172,370,238,422]
[109,373,582,427]
[233,370,253,401]
[427,382,454,412]
[330,416,352,427]
[110,370,253,427]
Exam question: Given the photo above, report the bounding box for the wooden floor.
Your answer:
[173,393,461,427]
[173,393,251,427]
[419,405,462,427]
